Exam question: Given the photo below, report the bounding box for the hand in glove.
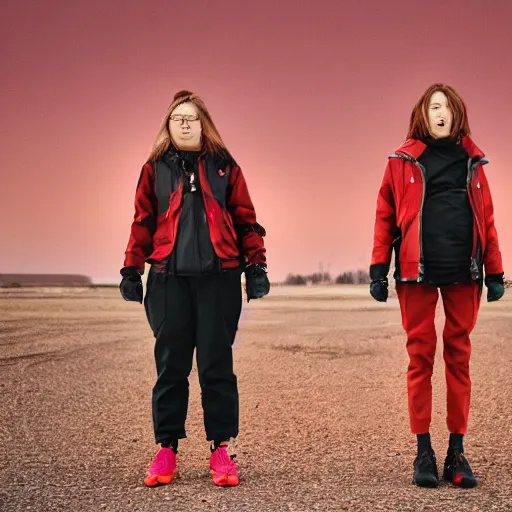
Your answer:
[485,273,505,302]
[245,263,270,302]
[119,266,143,304]
[370,278,388,303]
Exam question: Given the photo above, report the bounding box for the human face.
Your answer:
[427,90,453,139]
[168,102,202,150]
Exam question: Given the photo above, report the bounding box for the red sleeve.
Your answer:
[370,161,397,274]
[227,165,266,266]
[123,163,157,272]
[480,167,504,275]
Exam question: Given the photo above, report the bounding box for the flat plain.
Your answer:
[0,284,511,511]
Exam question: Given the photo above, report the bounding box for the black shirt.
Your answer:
[171,150,218,275]
[418,137,474,286]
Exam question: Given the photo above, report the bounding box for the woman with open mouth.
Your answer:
[369,83,505,488]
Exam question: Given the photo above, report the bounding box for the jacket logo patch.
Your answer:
[218,169,226,177]
[410,176,415,183]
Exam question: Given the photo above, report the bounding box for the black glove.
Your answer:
[485,273,505,302]
[245,263,270,302]
[119,266,143,304]
[370,278,388,302]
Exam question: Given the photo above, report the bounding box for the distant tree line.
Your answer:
[283,270,371,285]
[283,274,512,288]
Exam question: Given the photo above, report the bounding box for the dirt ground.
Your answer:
[1,284,511,511]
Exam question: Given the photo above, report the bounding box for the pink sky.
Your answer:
[2,0,511,282]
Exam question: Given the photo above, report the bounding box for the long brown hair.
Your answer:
[407,83,471,140]
[148,90,233,162]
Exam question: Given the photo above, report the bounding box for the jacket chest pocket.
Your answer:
[399,164,423,221]
[155,160,182,215]
[208,168,230,208]
[469,169,484,221]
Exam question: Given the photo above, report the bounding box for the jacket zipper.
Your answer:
[197,158,223,273]
[395,153,426,282]
[414,160,427,283]
[467,157,483,281]
[167,160,186,275]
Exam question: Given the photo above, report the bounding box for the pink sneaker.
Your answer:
[143,447,177,487]
[209,444,239,487]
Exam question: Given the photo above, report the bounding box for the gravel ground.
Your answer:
[0,285,511,512]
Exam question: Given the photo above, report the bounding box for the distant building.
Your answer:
[0,274,92,287]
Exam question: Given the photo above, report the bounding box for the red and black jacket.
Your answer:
[123,147,267,273]
[370,136,503,282]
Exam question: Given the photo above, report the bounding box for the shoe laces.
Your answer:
[210,446,237,474]
[451,451,471,473]
[149,447,174,473]
[417,450,436,473]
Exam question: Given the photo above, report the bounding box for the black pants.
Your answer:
[144,267,242,443]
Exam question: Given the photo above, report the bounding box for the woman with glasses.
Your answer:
[120,90,270,487]
[369,83,505,488]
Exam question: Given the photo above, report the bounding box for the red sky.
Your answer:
[2,0,511,283]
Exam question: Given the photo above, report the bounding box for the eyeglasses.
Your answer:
[169,114,199,123]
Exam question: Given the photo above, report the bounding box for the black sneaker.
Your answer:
[443,450,477,488]
[412,449,439,488]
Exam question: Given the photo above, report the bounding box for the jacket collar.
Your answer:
[393,136,485,161]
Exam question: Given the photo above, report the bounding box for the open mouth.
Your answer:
[437,120,445,127]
